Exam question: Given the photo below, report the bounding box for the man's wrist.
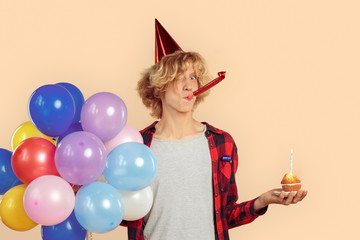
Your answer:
[254,194,267,212]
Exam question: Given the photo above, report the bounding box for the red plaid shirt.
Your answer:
[123,122,267,240]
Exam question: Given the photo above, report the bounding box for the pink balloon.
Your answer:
[23,175,75,226]
[104,125,143,154]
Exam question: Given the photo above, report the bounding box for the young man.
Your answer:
[124,50,307,240]
[123,20,307,240]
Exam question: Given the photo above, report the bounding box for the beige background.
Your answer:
[0,0,359,239]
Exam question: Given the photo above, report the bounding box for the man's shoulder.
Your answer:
[202,122,234,140]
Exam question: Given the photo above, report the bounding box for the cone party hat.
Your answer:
[155,19,182,63]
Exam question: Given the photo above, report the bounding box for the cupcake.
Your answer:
[281,173,301,192]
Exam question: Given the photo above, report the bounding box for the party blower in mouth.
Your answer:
[187,71,226,100]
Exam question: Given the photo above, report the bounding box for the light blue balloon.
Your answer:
[74,182,124,233]
[104,142,158,191]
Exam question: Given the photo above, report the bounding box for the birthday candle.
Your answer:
[290,148,293,174]
[187,71,226,100]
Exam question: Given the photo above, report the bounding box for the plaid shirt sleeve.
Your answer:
[204,122,267,240]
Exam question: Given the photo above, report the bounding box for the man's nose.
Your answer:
[184,79,193,91]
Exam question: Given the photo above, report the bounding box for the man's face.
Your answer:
[160,62,199,116]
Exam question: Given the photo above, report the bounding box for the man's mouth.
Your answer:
[186,95,194,100]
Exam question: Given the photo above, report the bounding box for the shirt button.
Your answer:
[216,211,219,214]
[215,193,218,197]
[218,228,222,232]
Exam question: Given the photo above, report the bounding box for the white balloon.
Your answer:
[120,186,153,221]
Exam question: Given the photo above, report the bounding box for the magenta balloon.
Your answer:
[104,125,143,154]
[80,92,127,142]
[23,175,75,226]
[55,131,107,185]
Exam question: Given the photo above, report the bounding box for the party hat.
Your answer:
[155,19,182,63]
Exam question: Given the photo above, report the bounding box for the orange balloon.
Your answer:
[11,121,55,150]
[0,184,38,231]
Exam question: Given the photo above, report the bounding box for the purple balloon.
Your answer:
[80,92,127,142]
[55,131,107,185]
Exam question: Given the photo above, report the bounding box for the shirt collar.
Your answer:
[142,121,221,135]
[141,121,158,134]
[201,122,217,133]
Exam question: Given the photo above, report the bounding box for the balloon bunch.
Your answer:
[0,82,157,239]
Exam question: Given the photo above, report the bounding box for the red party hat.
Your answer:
[155,19,182,63]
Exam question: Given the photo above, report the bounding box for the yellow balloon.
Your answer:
[0,195,3,216]
[0,184,38,231]
[11,121,55,150]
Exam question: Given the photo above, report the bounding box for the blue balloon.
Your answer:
[41,211,87,240]
[28,84,75,137]
[104,142,158,191]
[57,82,85,123]
[0,148,22,194]
[74,182,124,233]
[56,122,83,145]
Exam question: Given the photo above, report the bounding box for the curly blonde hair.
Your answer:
[137,51,211,119]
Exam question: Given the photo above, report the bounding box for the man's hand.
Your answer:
[254,189,308,212]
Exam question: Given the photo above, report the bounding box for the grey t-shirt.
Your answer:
[143,128,215,240]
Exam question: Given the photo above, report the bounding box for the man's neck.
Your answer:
[154,113,204,140]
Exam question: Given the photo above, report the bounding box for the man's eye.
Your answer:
[190,76,197,80]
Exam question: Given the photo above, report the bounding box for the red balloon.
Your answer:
[12,137,59,184]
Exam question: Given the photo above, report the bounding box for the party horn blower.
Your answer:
[187,72,226,100]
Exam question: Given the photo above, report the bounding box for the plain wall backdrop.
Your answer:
[1,0,359,239]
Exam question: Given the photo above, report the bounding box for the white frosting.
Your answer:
[282,183,301,186]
